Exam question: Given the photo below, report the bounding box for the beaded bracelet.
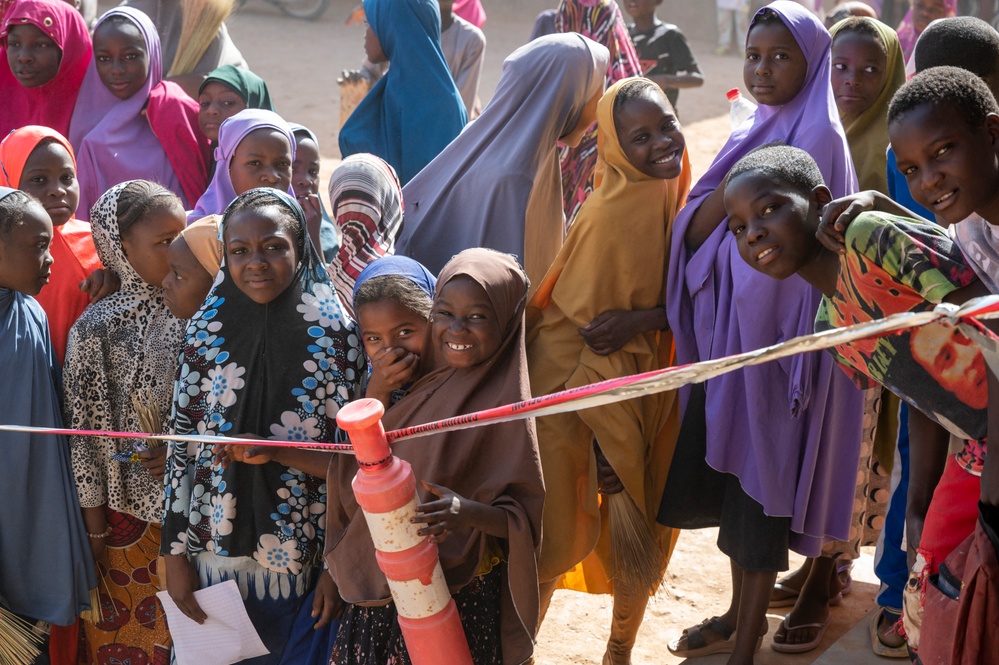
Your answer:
[87,526,113,539]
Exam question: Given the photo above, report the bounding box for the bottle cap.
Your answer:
[726,88,741,102]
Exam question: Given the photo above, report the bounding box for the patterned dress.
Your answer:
[65,182,187,665]
[162,188,363,664]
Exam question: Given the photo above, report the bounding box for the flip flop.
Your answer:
[869,608,908,658]
[771,615,831,654]
[768,581,802,608]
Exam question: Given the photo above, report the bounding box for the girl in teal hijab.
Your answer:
[338,0,466,185]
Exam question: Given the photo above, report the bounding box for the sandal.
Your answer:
[768,581,802,608]
[869,608,908,658]
[771,615,831,654]
[667,616,735,657]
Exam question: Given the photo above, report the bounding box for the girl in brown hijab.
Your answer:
[325,248,545,665]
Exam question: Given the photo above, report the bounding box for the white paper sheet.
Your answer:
[157,579,269,665]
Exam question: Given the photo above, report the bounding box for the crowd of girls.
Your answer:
[2,0,998,664]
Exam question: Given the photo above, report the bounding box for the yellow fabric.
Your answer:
[830,18,905,194]
[526,77,690,588]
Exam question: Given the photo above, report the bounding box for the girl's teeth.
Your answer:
[447,343,472,351]
[757,247,775,260]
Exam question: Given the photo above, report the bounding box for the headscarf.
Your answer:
[396,34,609,288]
[328,153,403,317]
[0,125,101,365]
[163,188,363,568]
[666,1,865,555]
[199,64,275,112]
[0,0,92,138]
[337,0,466,185]
[180,213,222,276]
[830,17,905,194]
[452,0,485,28]
[896,0,956,60]
[70,8,210,219]
[65,180,186,524]
[326,248,544,665]
[187,109,295,223]
[351,254,437,303]
[289,122,339,264]
[526,78,690,582]
[555,0,643,228]
[0,194,96,622]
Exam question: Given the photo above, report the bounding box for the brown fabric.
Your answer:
[180,214,222,276]
[525,78,690,584]
[326,248,545,665]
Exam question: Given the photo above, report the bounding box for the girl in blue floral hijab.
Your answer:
[161,187,363,664]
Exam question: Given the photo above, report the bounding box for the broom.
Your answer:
[606,490,668,596]
[167,0,236,78]
[82,391,165,624]
[0,607,47,665]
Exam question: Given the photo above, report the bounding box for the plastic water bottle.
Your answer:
[727,88,756,130]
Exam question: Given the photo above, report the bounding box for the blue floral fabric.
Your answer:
[162,188,363,577]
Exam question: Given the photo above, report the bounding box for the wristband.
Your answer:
[87,526,113,539]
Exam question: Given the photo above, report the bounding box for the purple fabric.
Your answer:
[665,0,864,555]
[187,108,295,223]
[69,7,180,221]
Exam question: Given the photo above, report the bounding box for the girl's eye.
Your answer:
[61,174,75,183]
[468,313,485,320]
[761,204,778,215]
[365,335,380,343]
[308,169,320,177]
[29,176,45,184]
[248,160,262,167]
[774,53,788,60]
[864,66,878,74]
[175,271,183,280]
[934,144,951,158]
[632,134,648,144]
[731,224,745,235]
[833,62,845,71]
[222,100,236,108]
[901,165,917,177]
[231,247,246,255]
[277,161,292,169]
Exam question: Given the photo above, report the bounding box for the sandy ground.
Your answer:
[93,0,881,661]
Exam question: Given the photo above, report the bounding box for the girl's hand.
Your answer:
[164,555,208,624]
[580,310,647,355]
[311,571,343,629]
[817,192,879,254]
[413,482,471,543]
[82,505,108,562]
[137,446,167,481]
[368,347,419,391]
[298,194,323,257]
[79,268,120,303]
[212,434,267,468]
[594,441,624,495]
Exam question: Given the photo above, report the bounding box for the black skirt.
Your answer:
[329,567,503,665]
[657,384,791,572]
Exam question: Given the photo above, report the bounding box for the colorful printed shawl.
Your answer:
[0,187,95,625]
[666,1,865,556]
[555,0,642,229]
[337,0,466,185]
[397,34,609,289]
[162,188,363,574]
[187,109,295,223]
[0,125,101,365]
[0,0,92,138]
[328,153,403,318]
[71,7,210,219]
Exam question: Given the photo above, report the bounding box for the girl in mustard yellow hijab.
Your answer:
[526,77,690,665]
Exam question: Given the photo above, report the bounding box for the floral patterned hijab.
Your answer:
[163,187,363,568]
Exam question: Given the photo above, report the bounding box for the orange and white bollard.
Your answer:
[336,398,474,665]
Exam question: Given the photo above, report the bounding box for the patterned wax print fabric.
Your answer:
[162,188,363,659]
[815,212,987,441]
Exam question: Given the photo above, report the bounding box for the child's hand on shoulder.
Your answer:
[79,268,120,303]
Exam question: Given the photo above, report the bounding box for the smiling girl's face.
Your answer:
[430,276,502,369]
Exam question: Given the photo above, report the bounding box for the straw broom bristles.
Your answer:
[0,606,47,665]
[167,0,236,78]
[607,491,667,595]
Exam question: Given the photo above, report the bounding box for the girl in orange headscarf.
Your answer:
[0,125,102,364]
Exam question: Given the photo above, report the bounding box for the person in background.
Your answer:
[716,0,751,55]
[623,0,704,116]
[439,0,485,117]
[896,0,956,60]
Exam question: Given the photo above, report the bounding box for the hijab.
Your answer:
[452,0,485,28]
[70,8,210,219]
[896,0,956,60]
[0,125,101,365]
[164,188,362,566]
[180,213,222,276]
[351,254,437,303]
[200,64,275,112]
[666,1,865,555]
[0,185,95,624]
[830,17,905,194]
[526,78,690,581]
[0,0,92,138]
[326,248,544,665]
[337,0,466,185]
[397,34,609,288]
[555,0,643,227]
[187,109,295,223]
[63,181,186,523]
[328,153,403,317]
[289,122,339,264]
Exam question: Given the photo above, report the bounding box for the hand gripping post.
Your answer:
[336,398,474,665]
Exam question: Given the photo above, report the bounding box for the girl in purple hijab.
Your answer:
[70,7,209,221]
[187,108,296,223]
[659,1,865,659]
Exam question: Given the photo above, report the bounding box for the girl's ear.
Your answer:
[811,185,833,209]
[986,113,999,147]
